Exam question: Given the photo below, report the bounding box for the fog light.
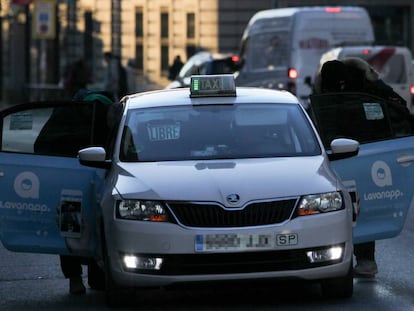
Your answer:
[306,246,343,263]
[123,255,163,270]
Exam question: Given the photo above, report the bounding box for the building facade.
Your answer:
[1,0,412,103]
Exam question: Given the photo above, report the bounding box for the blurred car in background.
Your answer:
[166,51,240,88]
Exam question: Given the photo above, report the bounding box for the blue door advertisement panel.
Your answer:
[331,136,414,243]
[0,101,108,257]
[0,154,102,256]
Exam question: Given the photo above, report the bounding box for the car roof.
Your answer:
[125,87,299,110]
[247,6,369,25]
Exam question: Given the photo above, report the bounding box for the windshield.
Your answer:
[119,103,321,162]
[243,31,290,71]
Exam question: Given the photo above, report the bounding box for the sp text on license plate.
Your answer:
[276,233,298,246]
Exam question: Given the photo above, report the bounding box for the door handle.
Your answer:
[397,154,414,165]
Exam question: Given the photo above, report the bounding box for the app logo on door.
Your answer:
[371,160,392,187]
[14,172,39,199]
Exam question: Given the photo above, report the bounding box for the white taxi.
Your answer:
[0,75,359,305]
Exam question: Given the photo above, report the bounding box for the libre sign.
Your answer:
[32,0,56,39]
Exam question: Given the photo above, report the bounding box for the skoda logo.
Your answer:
[226,194,240,204]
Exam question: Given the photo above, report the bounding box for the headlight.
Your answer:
[116,200,169,222]
[297,191,343,216]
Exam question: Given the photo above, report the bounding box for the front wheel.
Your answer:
[320,261,354,299]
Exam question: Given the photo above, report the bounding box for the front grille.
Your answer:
[167,199,297,227]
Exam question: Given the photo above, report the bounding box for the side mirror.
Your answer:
[78,147,111,169]
[328,138,359,161]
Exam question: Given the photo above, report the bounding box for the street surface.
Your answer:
[1,205,414,311]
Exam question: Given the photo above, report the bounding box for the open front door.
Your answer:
[0,101,108,256]
[310,93,414,243]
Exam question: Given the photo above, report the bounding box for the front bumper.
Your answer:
[104,210,353,288]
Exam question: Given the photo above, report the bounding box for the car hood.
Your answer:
[114,156,339,206]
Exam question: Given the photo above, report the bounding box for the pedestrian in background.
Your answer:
[62,59,91,99]
[168,55,184,81]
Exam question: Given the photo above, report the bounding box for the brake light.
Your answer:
[288,68,298,79]
[411,86,414,113]
[325,7,341,13]
[231,55,240,62]
[363,49,371,55]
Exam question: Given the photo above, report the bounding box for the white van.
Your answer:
[319,45,414,114]
[235,6,374,105]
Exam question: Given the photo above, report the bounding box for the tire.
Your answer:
[87,260,105,291]
[320,261,354,299]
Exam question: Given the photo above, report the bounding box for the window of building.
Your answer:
[161,45,169,72]
[84,11,93,64]
[135,9,143,38]
[187,13,195,39]
[134,7,144,70]
[135,44,143,70]
[161,11,169,39]
[111,0,121,56]
[160,9,169,74]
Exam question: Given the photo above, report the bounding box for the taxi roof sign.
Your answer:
[190,74,236,98]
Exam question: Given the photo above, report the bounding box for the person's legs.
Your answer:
[354,241,378,277]
[60,255,86,295]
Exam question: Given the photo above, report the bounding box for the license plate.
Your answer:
[195,233,274,252]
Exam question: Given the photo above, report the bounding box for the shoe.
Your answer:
[69,276,86,295]
[354,260,378,278]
